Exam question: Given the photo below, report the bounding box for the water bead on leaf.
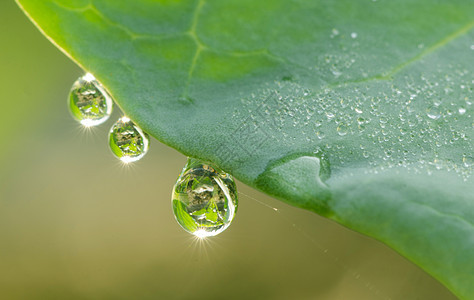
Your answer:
[108,116,150,163]
[172,158,238,238]
[68,73,113,126]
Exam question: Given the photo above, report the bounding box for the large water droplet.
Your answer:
[172,158,238,238]
[68,73,113,126]
[108,117,149,163]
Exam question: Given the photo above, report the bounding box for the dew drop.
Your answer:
[316,131,326,140]
[462,154,473,168]
[433,99,442,106]
[406,115,419,128]
[357,117,366,124]
[172,158,238,238]
[68,73,113,127]
[458,107,466,115]
[426,105,441,120]
[108,116,149,163]
[325,111,335,119]
[337,124,348,136]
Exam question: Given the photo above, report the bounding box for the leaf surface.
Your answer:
[17,0,474,298]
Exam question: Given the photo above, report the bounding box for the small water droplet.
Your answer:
[316,131,325,139]
[109,116,149,163]
[330,67,342,78]
[458,107,466,115]
[426,106,441,120]
[351,32,358,39]
[462,154,473,168]
[172,158,238,238]
[68,73,113,127]
[325,111,335,119]
[337,124,348,136]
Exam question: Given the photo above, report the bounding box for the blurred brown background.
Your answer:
[0,1,456,299]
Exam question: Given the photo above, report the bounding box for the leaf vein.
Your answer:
[182,0,207,102]
[382,20,474,79]
[329,20,474,89]
[53,0,183,41]
[406,199,474,232]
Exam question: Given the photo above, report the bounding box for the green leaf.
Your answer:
[17,0,474,298]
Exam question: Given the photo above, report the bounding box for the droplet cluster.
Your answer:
[233,41,472,180]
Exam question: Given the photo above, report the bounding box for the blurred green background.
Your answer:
[0,1,456,299]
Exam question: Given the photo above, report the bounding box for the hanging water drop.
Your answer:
[108,117,149,163]
[68,73,113,126]
[172,158,238,238]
